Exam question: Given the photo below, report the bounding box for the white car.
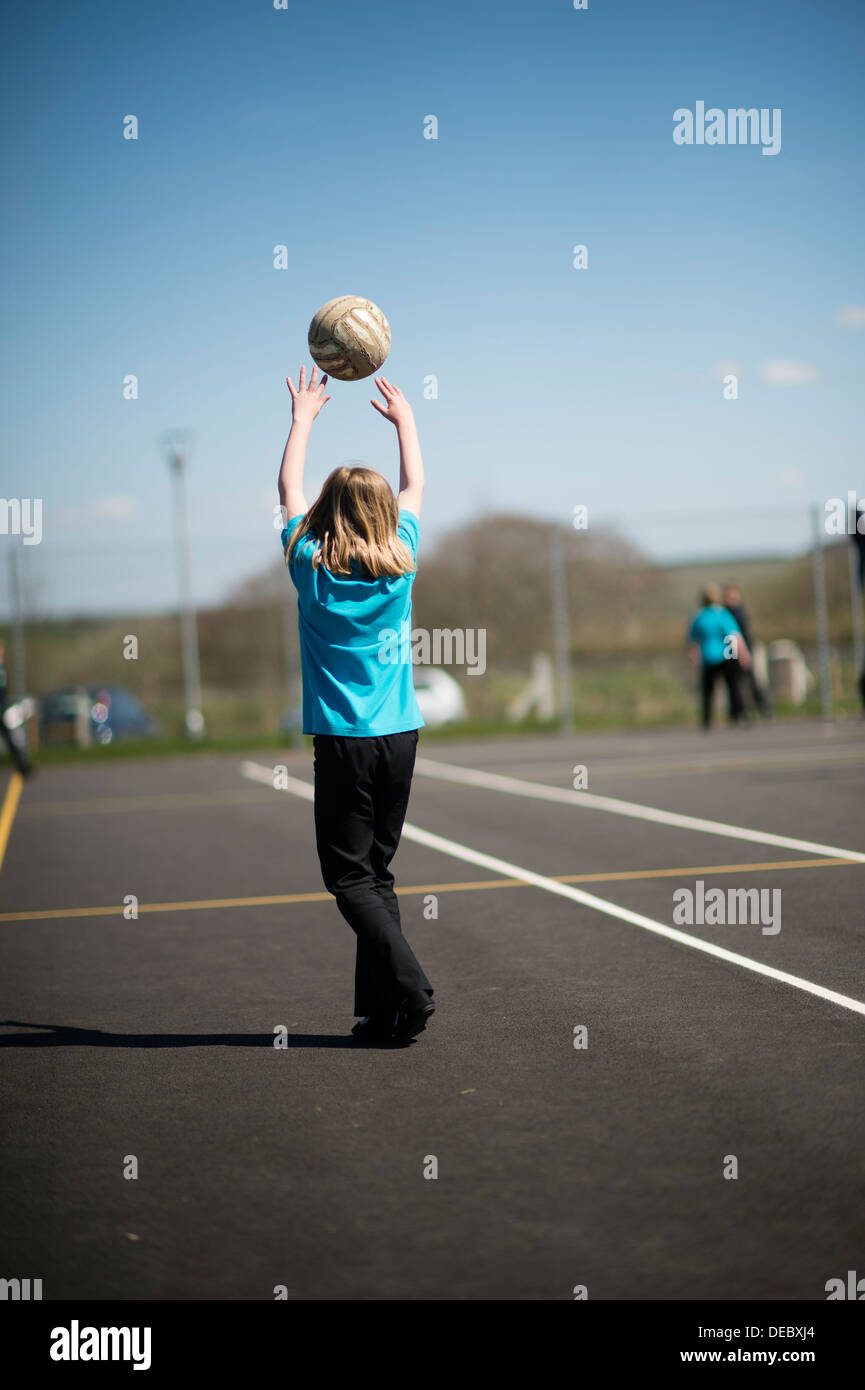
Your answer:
[413,668,467,727]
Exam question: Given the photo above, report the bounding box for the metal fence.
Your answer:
[1,498,863,747]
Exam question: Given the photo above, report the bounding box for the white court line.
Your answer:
[240,760,865,1018]
[414,756,865,864]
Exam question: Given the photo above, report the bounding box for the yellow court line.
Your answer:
[0,772,24,875]
[0,855,859,923]
[558,857,858,883]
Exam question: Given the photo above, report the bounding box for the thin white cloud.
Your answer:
[835,304,865,328]
[772,467,807,492]
[93,495,138,520]
[761,360,819,386]
[57,495,139,527]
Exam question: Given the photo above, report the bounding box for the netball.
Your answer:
[307,295,391,381]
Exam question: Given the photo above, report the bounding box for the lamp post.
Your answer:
[163,431,205,740]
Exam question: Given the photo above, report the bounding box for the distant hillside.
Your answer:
[2,516,858,731]
[232,516,857,655]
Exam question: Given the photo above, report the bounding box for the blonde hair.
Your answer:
[286,466,415,578]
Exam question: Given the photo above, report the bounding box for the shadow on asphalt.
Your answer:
[0,1021,385,1048]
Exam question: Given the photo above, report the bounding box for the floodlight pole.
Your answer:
[166,440,206,740]
[549,525,574,732]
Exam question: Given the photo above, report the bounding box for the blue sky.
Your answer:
[1,0,863,616]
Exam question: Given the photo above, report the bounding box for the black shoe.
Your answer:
[351,1012,397,1042]
[395,990,435,1041]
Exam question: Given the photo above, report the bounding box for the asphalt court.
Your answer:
[0,719,863,1299]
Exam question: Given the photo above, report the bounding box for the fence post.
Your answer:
[811,504,833,723]
[549,526,574,732]
[848,538,865,697]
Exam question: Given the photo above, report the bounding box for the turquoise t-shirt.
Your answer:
[688,605,741,665]
[282,509,425,737]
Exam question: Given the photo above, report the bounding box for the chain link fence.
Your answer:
[1,500,863,751]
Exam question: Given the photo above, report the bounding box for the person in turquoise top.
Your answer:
[283,504,423,737]
[686,584,750,729]
[278,364,434,1045]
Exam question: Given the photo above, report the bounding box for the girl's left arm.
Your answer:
[278,365,331,523]
[370,376,424,517]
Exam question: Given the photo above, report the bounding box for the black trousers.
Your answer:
[700,660,744,728]
[313,730,432,1017]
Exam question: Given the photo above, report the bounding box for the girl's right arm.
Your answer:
[279,364,331,524]
[371,376,424,516]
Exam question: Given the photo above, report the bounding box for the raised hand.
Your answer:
[370,376,414,428]
[286,364,331,426]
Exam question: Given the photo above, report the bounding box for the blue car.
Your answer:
[39,686,159,746]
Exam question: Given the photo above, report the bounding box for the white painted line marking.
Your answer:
[414,756,865,864]
[240,760,865,1018]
